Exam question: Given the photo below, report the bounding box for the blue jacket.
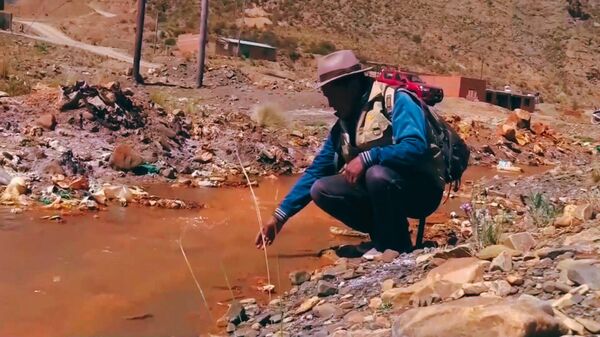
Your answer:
[273,87,431,223]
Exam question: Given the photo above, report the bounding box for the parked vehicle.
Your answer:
[376,69,444,106]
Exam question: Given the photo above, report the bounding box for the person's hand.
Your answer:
[342,156,365,184]
[255,216,283,249]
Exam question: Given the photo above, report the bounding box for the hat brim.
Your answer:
[315,67,373,89]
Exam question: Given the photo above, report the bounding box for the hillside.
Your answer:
[7,0,600,107]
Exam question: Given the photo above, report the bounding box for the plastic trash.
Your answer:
[496,160,524,173]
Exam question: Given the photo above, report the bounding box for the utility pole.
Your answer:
[133,0,146,84]
[196,0,209,88]
[154,11,159,55]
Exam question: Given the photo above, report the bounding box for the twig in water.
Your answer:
[179,225,213,321]
[235,149,272,299]
[220,262,236,302]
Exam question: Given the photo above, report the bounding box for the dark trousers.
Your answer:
[310,165,443,252]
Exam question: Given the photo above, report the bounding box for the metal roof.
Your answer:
[218,37,276,50]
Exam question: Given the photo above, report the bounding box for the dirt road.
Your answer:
[8,20,159,69]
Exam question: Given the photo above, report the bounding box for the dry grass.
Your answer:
[235,149,272,299]
[252,103,287,129]
[178,225,213,320]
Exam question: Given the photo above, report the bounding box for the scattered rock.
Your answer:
[363,248,383,261]
[161,167,176,179]
[36,113,57,130]
[507,274,524,286]
[563,204,593,221]
[289,270,311,286]
[462,282,489,296]
[575,317,600,334]
[543,281,556,293]
[317,280,338,297]
[553,309,586,335]
[536,247,578,260]
[0,91,9,98]
[427,257,487,284]
[295,296,320,315]
[433,245,474,259]
[313,303,342,319]
[377,249,400,263]
[476,245,520,260]
[392,297,565,337]
[369,297,383,310]
[234,327,259,337]
[226,301,248,325]
[381,279,395,292]
[109,144,144,171]
[503,232,536,252]
[270,313,283,324]
[554,214,580,227]
[488,280,513,297]
[344,311,365,324]
[566,263,600,290]
[490,251,513,272]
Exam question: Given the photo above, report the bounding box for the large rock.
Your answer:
[289,270,311,286]
[317,280,338,297]
[36,113,57,130]
[382,258,486,306]
[563,204,593,221]
[313,303,342,319]
[502,232,536,253]
[295,296,320,315]
[427,258,487,284]
[433,245,474,259]
[226,301,248,325]
[392,296,565,337]
[566,263,600,290]
[109,144,144,170]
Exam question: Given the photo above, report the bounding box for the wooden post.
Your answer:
[196,0,209,88]
[133,0,146,84]
[154,11,159,54]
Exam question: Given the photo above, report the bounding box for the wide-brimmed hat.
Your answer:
[316,50,372,88]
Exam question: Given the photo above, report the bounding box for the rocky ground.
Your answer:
[215,161,600,337]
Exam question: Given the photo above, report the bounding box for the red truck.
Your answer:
[376,69,444,106]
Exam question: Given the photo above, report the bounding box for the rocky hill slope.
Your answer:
[7,0,600,107]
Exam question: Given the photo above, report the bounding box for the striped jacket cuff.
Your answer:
[273,208,288,223]
[360,151,375,167]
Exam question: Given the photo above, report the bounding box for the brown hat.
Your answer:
[316,50,372,88]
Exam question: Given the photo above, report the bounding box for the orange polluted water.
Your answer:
[0,166,543,336]
[0,177,352,337]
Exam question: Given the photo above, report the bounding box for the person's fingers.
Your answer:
[255,231,265,248]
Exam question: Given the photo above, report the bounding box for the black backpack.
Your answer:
[397,89,470,192]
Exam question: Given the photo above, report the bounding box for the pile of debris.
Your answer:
[59,81,146,131]
[452,109,593,167]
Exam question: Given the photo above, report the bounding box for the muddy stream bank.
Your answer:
[0,166,545,337]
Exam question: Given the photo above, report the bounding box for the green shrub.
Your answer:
[527,192,558,227]
[306,41,336,55]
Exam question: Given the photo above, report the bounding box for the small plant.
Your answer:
[527,192,558,227]
[379,302,393,312]
[149,91,171,109]
[164,37,176,46]
[288,50,301,62]
[412,34,422,44]
[462,185,504,248]
[306,40,336,55]
[34,42,49,54]
[252,103,287,128]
